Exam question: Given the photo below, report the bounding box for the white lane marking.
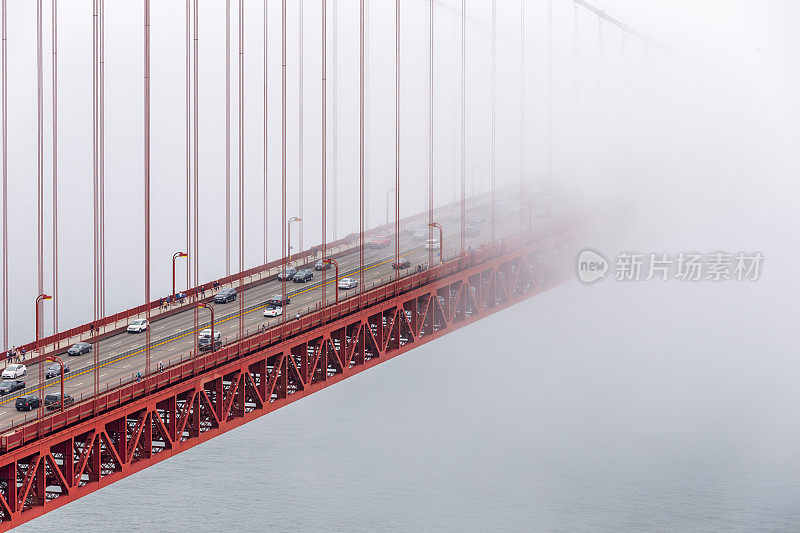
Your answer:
[109,342,123,347]
[123,364,131,368]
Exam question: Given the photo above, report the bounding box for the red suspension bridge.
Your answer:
[0,0,652,529]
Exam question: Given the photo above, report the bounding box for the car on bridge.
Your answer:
[293,269,313,283]
[314,260,332,271]
[45,362,70,380]
[66,342,92,356]
[267,295,291,307]
[1,364,26,379]
[392,258,412,270]
[214,287,238,303]
[263,306,283,317]
[425,238,440,250]
[338,277,358,289]
[14,395,40,411]
[0,380,25,396]
[127,318,149,333]
[367,234,391,249]
[44,392,75,411]
[277,267,297,281]
[198,329,222,352]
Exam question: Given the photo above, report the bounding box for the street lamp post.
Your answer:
[287,216,303,261]
[45,355,66,412]
[172,251,188,300]
[324,258,339,304]
[35,293,52,418]
[198,303,215,352]
[429,222,443,263]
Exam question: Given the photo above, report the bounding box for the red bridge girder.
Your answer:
[0,219,583,530]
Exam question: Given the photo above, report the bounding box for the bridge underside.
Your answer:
[0,223,581,530]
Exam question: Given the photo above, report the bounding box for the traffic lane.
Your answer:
[6,209,519,398]
[1,197,490,390]
[0,208,512,409]
[0,208,527,420]
[98,212,522,377]
[1,219,412,393]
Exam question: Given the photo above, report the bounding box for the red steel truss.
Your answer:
[0,219,583,530]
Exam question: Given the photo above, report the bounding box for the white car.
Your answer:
[199,328,221,340]
[338,277,358,289]
[1,364,26,379]
[127,319,149,333]
[425,238,440,250]
[263,306,283,317]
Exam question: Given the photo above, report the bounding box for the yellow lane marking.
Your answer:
[1,218,509,407]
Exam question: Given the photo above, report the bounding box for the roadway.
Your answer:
[0,195,550,428]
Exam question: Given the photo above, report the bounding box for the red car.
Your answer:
[367,235,391,249]
[392,258,412,270]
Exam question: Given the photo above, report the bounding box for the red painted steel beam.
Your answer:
[0,219,585,529]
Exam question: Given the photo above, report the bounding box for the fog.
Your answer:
[3,0,800,529]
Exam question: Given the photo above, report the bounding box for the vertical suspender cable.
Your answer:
[393,0,399,283]
[298,0,304,251]
[547,0,552,202]
[264,0,269,264]
[359,0,364,300]
[92,0,99,403]
[192,0,199,355]
[144,0,151,381]
[99,0,105,320]
[1,0,6,352]
[225,0,231,277]
[459,0,465,260]
[52,0,59,335]
[238,0,245,339]
[490,0,495,244]
[37,0,44,333]
[363,0,369,232]
[428,0,433,267]
[280,0,286,319]
[331,0,337,242]
[36,0,44,402]
[321,0,327,314]
[186,0,191,301]
[519,0,524,228]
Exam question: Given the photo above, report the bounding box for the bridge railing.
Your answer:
[5,189,503,370]
[1,209,584,450]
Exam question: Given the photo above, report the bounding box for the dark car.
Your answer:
[314,260,331,271]
[392,258,412,270]
[293,269,313,283]
[44,393,75,411]
[67,342,92,356]
[0,380,25,396]
[15,395,40,411]
[277,267,297,281]
[267,295,291,307]
[45,362,70,380]
[213,288,237,303]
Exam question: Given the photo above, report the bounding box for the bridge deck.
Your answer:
[0,194,539,433]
